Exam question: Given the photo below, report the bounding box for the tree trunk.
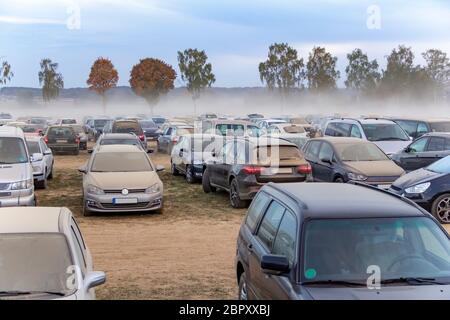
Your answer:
[193,98,197,116]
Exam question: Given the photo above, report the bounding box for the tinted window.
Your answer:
[396,120,419,137]
[430,122,450,132]
[246,192,270,232]
[272,211,297,266]
[427,137,446,151]
[362,123,409,141]
[256,201,285,249]
[409,137,428,153]
[318,142,333,162]
[326,123,351,137]
[305,141,321,159]
[48,127,75,138]
[0,137,28,164]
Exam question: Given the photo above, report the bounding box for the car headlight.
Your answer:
[347,172,368,181]
[145,184,161,194]
[10,179,33,190]
[87,184,104,195]
[32,165,41,173]
[405,182,431,194]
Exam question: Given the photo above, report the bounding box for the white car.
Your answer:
[264,123,309,149]
[25,135,54,189]
[257,118,287,130]
[0,207,105,300]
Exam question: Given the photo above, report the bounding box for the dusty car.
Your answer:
[303,137,404,188]
[202,137,312,208]
[139,120,161,140]
[68,124,88,150]
[79,145,164,216]
[236,182,450,300]
[103,120,147,151]
[0,207,105,300]
[157,124,194,154]
[25,135,54,189]
[94,133,144,152]
[264,123,309,149]
[392,118,450,139]
[44,126,80,155]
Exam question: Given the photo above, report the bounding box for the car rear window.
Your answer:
[283,125,305,134]
[61,119,76,124]
[48,127,74,138]
[113,122,142,134]
[256,145,303,165]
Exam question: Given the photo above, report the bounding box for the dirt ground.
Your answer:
[36,142,246,300]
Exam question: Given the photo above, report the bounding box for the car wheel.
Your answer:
[186,165,196,184]
[171,162,180,176]
[202,168,216,193]
[238,272,248,300]
[48,166,54,180]
[83,204,93,217]
[230,179,247,208]
[432,193,450,224]
[38,177,48,190]
[334,176,344,183]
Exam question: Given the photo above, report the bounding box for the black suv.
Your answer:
[202,137,312,208]
[236,182,450,300]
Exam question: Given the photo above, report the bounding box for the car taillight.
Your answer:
[172,136,178,143]
[297,163,312,174]
[242,166,263,175]
[44,136,49,144]
[139,134,145,141]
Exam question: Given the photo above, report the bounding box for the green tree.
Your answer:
[345,48,380,94]
[422,49,450,100]
[306,47,340,91]
[0,59,13,86]
[38,58,64,103]
[177,48,216,115]
[259,43,305,95]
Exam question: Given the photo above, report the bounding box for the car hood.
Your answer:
[373,141,411,155]
[0,163,32,182]
[343,160,404,177]
[304,284,450,300]
[392,168,442,189]
[86,171,161,190]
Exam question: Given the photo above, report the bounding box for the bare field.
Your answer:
[36,144,246,300]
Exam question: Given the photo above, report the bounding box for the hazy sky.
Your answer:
[1,0,449,88]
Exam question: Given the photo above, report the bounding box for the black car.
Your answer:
[390,133,450,172]
[139,120,161,140]
[392,118,450,139]
[202,137,312,208]
[390,155,450,224]
[236,182,450,300]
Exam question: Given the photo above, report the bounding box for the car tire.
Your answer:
[83,204,93,217]
[202,168,216,193]
[186,165,196,184]
[171,162,180,176]
[431,193,450,224]
[230,179,247,208]
[37,177,48,190]
[334,176,344,183]
[238,272,248,300]
[48,166,54,180]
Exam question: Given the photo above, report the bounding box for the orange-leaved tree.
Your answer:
[129,58,176,115]
[87,57,119,113]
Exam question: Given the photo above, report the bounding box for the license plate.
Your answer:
[56,139,67,143]
[112,198,138,204]
[262,167,292,175]
[378,184,391,190]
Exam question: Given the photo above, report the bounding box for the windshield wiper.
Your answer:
[372,137,407,141]
[302,280,367,287]
[380,277,446,285]
[0,290,66,297]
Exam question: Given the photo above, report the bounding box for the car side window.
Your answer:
[417,122,429,136]
[246,192,270,232]
[324,123,337,136]
[71,227,87,276]
[350,125,362,138]
[165,128,172,136]
[318,142,334,162]
[427,137,445,152]
[272,210,297,266]
[305,141,321,159]
[256,201,286,250]
[409,137,428,153]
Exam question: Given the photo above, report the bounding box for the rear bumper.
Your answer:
[48,144,79,152]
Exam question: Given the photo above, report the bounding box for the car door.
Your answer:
[208,144,225,186]
[162,127,173,151]
[248,200,286,299]
[314,142,335,182]
[172,136,183,170]
[216,141,236,189]
[304,141,322,181]
[40,139,52,172]
[425,136,448,166]
[399,137,429,171]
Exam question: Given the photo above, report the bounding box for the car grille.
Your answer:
[103,189,146,194]
[366,176,399,183]
[100,202,150,209]
[0,183,10,191]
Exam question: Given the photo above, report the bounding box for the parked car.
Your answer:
[264,123,309,149]
[94,133,144,151]
[390,132,450,172]
[68,124,88,150]
[201,119,261,138]
[202,137,312,208]
[236,182,450,300]
[79,145,164,216]
[0,207,105,299]
[85,118,112,141]
[323,118,411,155]
[103,120,147,151]
[139,120,161,140]
[0,126,36,207]
[257,119,287,130]
[391,118,450,139]
[303,137,404,188]
[25,135,54,189]
[157,124,194,154]
[0,113,13,126]
[55,118,77,125]
[29,117,48,133]
[199,113,218,120]
[390,155,450,224]
[286,117,313,133]
[247,114,265,123]
[44,126,80,155]
[151,116,167,128]
[171,134,220,183]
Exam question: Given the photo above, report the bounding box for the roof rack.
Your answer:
[328,117,362,125]
[265,182,308,210]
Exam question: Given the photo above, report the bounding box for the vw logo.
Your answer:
[122,189,129,195]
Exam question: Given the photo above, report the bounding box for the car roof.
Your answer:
[102,133,138,139]
[243,137,296,147]
[205,119,253,125]
[179,133,217,139]
[96,144,143,153]
[422,132,450,137]
[309,137,371,144]
[0,125,25,138]
[0,207,64,233]
[391,117,450,123]
[266,183,425,219]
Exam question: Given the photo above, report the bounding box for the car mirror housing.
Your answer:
[261,254,290,276]
[84,271,106,290]
[31,153,43,162]
[78,166,87,174]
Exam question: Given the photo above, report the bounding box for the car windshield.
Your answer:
[26,140,41,154]
[139,121,157,128]
[94,120,109,128]
[0,233,74,296]
[302,217,450,284]
[362,123,409,141]
[427,156,450,174]
[100,139,139,146]
[0,137,28,164]
[430,122,450,132]
[91,152,152,172]
[335,143,388,161]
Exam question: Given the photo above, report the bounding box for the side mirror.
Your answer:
[31,153,43,162]
[43,150,52,156]
[78,166,87,174]
[87,149,93,154]
[404,146,411,153]
[156,165,165,172]
[261,254,290,276]
[84,271,106,291]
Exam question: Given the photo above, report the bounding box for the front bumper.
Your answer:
[34,172,45,182]
[388,187,433,212]
[0,190,36,207]
[84,192,163,212]
[193,164,204,179]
